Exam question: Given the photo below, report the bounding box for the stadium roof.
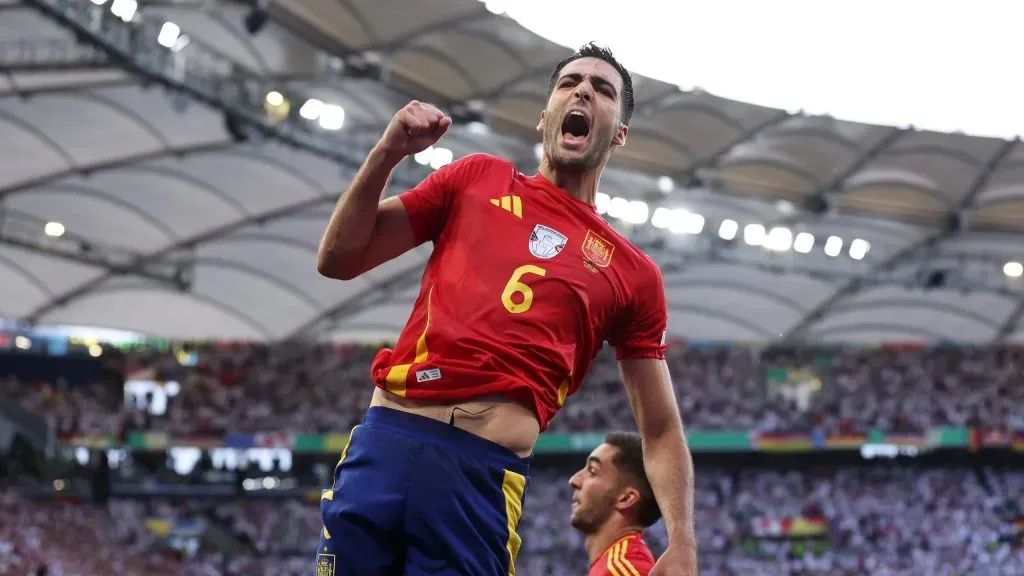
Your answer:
[1,0,1022,344]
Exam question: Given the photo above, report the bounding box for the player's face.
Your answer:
[567,443,623,534]
[538,57,628,173]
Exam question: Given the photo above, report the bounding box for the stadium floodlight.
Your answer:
[793,232,815,254]
[318,104,345,131]
[414,146,434,166]
[44,221,65,238]
[657,176,674,194]
[651,207,671,229]
[157,22,180,49]
[110,0,137,22]
[849,238,870,260]
[718,219,738,240]
[623,200,649,225]
[534,143,543,159]
[824,235,843,257]
[764,227,793,251]
[743,224,765,246]
[607,196,629,220]
[299,98,324,120]
[595,192,611,215]
[666,209,704,235]
[502,1,1023,139]
[1004,261,1023,278]
[429,147,454,170]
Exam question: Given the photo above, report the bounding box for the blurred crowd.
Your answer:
[2,465,1022,576]
[5,342,1024,438]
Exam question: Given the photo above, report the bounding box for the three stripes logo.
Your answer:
[490,195,522,218]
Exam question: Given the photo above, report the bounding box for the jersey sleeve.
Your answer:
[398,153,491,245]
[608,261,668,361]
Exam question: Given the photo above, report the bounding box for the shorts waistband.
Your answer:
[363,407,532,475]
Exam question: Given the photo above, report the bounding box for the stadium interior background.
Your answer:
[1,0,1022,574]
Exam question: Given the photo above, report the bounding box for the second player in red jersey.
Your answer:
[571,433,659,576]
[371,152,668,429]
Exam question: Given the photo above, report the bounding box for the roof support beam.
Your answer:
[0,37,112,71]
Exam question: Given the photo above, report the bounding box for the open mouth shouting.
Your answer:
[560,108,591,148]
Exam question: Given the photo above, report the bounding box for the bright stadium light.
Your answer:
[157,22,181,48]
[651,207,671,229]
[299,98,324,120]
[110,0,137,22]
[718,219,738,240]
[657,176,674,194]
[763,227,793,251]
[607,196,629,220]
[743,224,765,246]
[1003,261,1023,278]
[849,238,870,260]
[318,104,345,131]
[595,192,611,215]
[500,0,1024,138]
[793,232,815,254]
[824,235,843,257]
[44,221,65,238]
[429,147,453,170]
[623,200,649,224]
[414,146,434,165]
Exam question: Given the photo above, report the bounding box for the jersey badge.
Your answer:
[316,553,335,576]
[529,224,568,259]
[582,230,615,268]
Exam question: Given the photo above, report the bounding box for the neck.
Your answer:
[538,156,602,205]
[585,521,643,565]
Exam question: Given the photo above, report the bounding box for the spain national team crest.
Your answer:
[316,553,335,576]
[582,230,615,268]
[529,224,568,259]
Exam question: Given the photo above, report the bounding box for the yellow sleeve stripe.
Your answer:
[612,540,642,576]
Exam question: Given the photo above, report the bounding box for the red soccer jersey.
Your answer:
[588,532,656,576]
[370,153,668,430]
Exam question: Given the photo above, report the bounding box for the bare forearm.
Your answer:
[317,145,403,279]
[644,424,696,544]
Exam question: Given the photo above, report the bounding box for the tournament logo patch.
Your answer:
[316,553,336,576]
[581,230,615,268]
[529,224,568,259]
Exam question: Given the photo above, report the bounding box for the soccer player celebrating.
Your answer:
[316,42,696,576]
[570,432,660,576]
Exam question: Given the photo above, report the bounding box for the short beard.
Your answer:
[570,494,616,535]
[543,121,613,173]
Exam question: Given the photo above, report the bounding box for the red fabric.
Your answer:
[588,533,656,576]
[371,154,668,430]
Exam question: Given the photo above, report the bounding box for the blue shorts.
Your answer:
[315,407,532,576]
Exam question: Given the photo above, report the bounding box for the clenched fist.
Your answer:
[378,101,453,159]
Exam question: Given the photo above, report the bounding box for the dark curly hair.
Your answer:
[548,42,635,126]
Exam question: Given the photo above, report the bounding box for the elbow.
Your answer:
[316,251,357,281]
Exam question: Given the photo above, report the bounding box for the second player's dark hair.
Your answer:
[548,42,634,126]
[604,431,661,527]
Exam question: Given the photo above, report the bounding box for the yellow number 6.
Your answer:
[501,265,547,314]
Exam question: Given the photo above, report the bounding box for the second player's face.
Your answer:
[568,443,623,533]
[539,57,627,173]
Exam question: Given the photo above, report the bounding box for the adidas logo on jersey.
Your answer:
[490,195,522,218]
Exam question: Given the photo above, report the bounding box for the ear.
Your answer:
[611,123,628,148]
[537,110,546,134]
[614,485,640,513]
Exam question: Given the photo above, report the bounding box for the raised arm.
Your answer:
[317,101,452,280]
[610,262,697,576]
[619,357,697,576]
